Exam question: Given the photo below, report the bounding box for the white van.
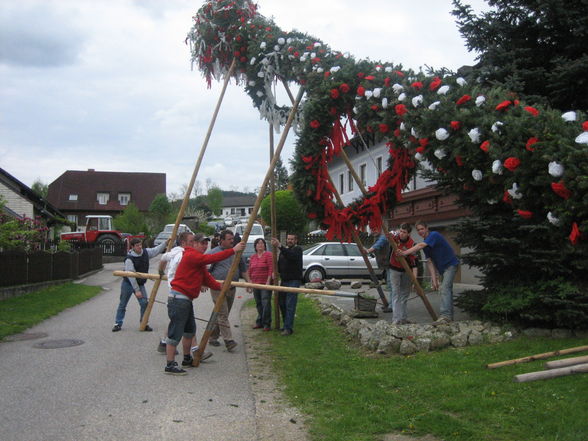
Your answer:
[154,224,193,246]
[231,223,265,243]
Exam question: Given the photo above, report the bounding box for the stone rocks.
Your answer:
[324,279,342,290]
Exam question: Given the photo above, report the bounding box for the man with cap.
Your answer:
[164,232,244,375]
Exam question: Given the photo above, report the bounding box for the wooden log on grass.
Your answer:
[514,363,588,383]
[486,345,588,369]
[545,355,588,370]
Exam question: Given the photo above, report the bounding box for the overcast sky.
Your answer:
[0,0,489,198]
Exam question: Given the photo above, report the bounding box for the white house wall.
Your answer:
[0,182,34,219]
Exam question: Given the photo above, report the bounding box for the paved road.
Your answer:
[0,259,257,441]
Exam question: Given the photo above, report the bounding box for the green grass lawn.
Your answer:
[0,283,102,340]
[259,297,588,441]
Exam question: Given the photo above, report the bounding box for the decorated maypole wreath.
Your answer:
[187,0,587,249]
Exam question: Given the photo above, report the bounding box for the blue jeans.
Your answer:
[279,280,300,332]
[439,264,458,319]
[115,279,148,326]
[166,295,195,346]
[253,289,272,328]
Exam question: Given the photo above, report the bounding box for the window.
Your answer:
[347,170,353,192]
[67,214,78,226]
[118,193,130,205]
[97,192,109,205]
[376,156,383,177]
[68,194,78,201]
[231,208,236,214]
[339,173,344,194]
[360,163,367,186]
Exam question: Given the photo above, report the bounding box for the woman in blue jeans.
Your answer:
[399,220,459,324]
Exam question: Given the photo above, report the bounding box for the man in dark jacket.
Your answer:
[271,234,303,336]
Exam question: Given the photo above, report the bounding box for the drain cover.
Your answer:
[3,332,49,342]
[33,339,85,349]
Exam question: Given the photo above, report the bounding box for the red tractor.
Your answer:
[61,215,144,254]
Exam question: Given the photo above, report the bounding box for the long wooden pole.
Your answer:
[486,345,588,369]
[139,58,238,331]
[514,363,588,383]
[545,355,588,370]
[269,123,281,330]
[193,86,305,366]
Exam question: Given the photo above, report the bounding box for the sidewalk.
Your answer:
[0,259,259,441]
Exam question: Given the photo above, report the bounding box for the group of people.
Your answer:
[367,220,459,325]
[111,229,303,376]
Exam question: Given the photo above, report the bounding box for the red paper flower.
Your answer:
[357,72,365,79]
[393,128,401,137]
[309,120,321,129]
[503,190,513,204]
[450,121,461,130]
[524,106,539,117]
[504,157,521,171]
[394,70,405,77]
[411,81,423,90]
[480,140,490,152]
[293,51,300,57]
[302,155,314,163]
[371,105,379,111]
[324,71,331,78]
[384,77,391,87]
[455,155,464,166]
[526,137,539,151]
[569,222,581,245]
[517,210,533,219]
[329,107,338,116]
[330,88,340,99]
[582,121,588,131]
[429,77,442,91]
[416,146,425,153]
[339,83,350,93]
[456,95,472,106]
[419,138,429,148]
[495,100,512,111]
[357,86,365,96]
[307,212,317,219]
[365,75,375,81]
[379,124,389,133]
[395,104,407,116]
[551,181,572,199]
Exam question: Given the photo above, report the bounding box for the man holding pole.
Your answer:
[164,232,244,375]
[271,234,303,336]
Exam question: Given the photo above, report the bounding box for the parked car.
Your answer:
[231,223,265,243]
[302,242,381,282]
[154,224,193,246]
[308,229,327,236]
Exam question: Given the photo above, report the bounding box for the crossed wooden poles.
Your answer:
[117,58,436,367]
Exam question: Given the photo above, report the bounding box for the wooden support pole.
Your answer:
[269,123,281,330]
[486,345,588,369]
[514,363,588,383]
[545,355,588,370]
[139,58,238,331]
[192,86,305,367]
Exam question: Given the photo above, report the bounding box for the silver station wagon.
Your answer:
[302,242,381,282]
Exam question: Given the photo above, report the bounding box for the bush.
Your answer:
[456,279,588,329]
[260,190,306,234]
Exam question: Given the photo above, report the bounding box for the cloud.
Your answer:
[0,2,85,67]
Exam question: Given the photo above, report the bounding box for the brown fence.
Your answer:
[0,248,103,288]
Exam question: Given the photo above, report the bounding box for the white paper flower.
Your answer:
[365,90,373,99]
[392,83,404,94]
[491,121,504,133]
[468,128,481,143]
[256,91,264,97]
[412,95,423,107]
[316,67,324,73]
[330,66,341,73]
[492,160,503,175]
[278,38,285,45]
[428,101,441,110]
[352,106,358,114]
[411,127,420,138]
[562,111,577,122]
[373,88,382,98]
[456,77,467,86]
[300,56,307,62]
[248,80,256,87]
[487,199,498,205]
[398,92,407,101]
[385,66,393,72]
[475,96,486,107]
[576,132,588,144]
[507,183,523,199]
[434,148,447,159]
[257,71,265,78]
[375,66,382,72]
[472,169,483,181]
[548,161,564,177]
[260,42,267,49]
[310,52,316,58]
[547,212,561,226]
[415,152,424,161]
[382,97,388,109]
[314,42,321,48]
[437,85,450,95]
[400,122,406,131]
[435,128,449,141]
[250,57,256,65]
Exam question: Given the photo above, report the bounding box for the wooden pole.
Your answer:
[545,355,588,370]
[486,345,588,369]
[192,86,306,366]
[514,363,588,383]
[139,58,238,331]
[269,123,281,330]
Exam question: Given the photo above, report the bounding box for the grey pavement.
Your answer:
[0,258,258,441]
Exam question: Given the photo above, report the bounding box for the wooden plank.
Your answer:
[487,345,588,369]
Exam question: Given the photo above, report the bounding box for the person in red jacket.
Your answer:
[388,223,418,325]
[164,232,244,375]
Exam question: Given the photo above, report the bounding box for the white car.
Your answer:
[302,242,381,282]
[231,223,265,243]
[154,224,193,246]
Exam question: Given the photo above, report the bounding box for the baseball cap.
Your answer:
[193,233,211,242]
